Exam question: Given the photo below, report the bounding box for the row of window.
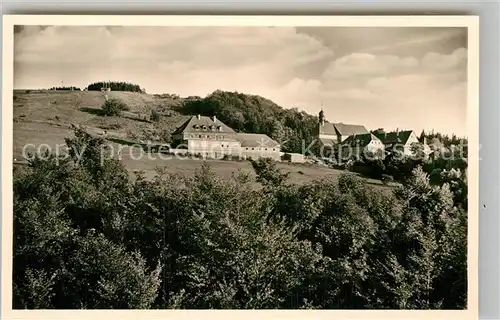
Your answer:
[193,125,223,131]
[219,144,276,151]
[189,134,226,140]
[244,147,276,151]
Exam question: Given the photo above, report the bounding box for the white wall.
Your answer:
[241,147,281,161]
[423,143,432,155]
[188,139,241,158]
[404,132,419,155]
[365,140,385,154]
[290,154,305,163]
[186,137,283,160]
[319,133,338,141]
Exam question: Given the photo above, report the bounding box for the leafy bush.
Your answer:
[250,158,289,187]
[150,109,161,122]
[381,174,394,185]
[101,98,130,116]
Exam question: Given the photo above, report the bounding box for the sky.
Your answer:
[14,26,468,136]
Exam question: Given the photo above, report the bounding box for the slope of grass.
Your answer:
[13,90,186,157]
[12,90,393,190]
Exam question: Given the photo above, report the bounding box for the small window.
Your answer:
[252,148,255,150]
[246,148,249,150]
[265,148,267,151]
[273,148,275,151]
[199,135,202,138]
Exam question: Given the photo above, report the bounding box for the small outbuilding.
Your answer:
[281,152,305,163]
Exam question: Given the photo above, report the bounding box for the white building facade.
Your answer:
[172,115,281,160]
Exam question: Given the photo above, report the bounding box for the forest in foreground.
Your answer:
[13,126,467,309]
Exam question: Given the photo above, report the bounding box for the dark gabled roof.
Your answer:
[172,115,235,135]
[333,123,369,136]
[342,133,381,148]
[318,122,338,136]
[237,133,280,148]
[374,130,414,145]
[318,122,369,136]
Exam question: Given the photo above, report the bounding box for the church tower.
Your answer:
[319,104,325,126]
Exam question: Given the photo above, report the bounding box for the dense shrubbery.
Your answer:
[87,81,144,93]
[345,148,468,210]
[101,98,130,116]
[13,127,467,309]
[150,109,161,122]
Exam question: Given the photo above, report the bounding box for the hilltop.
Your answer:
[13,89,186,156]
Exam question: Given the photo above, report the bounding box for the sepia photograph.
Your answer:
[2,15,478,317]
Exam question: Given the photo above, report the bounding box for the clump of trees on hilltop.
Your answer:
[12,126,467,309]
[87,81,145,93]
[49,86,81,91]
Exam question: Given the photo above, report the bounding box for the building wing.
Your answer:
[236,133,280,148]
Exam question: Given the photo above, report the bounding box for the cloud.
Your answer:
[14,26,467,135]
[421,47,467,72]
[15,26,333,67]
[361,28,465,54]
[318,47,467,135]
[14,26,333,94]
[323,53,420,81]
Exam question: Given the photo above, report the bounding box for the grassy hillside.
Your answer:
[13,89,394,189]
[13,90,186,157]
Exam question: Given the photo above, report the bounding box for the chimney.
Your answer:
[197,114,201,120]
[213,115,217,123]
[396,128,399,136]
